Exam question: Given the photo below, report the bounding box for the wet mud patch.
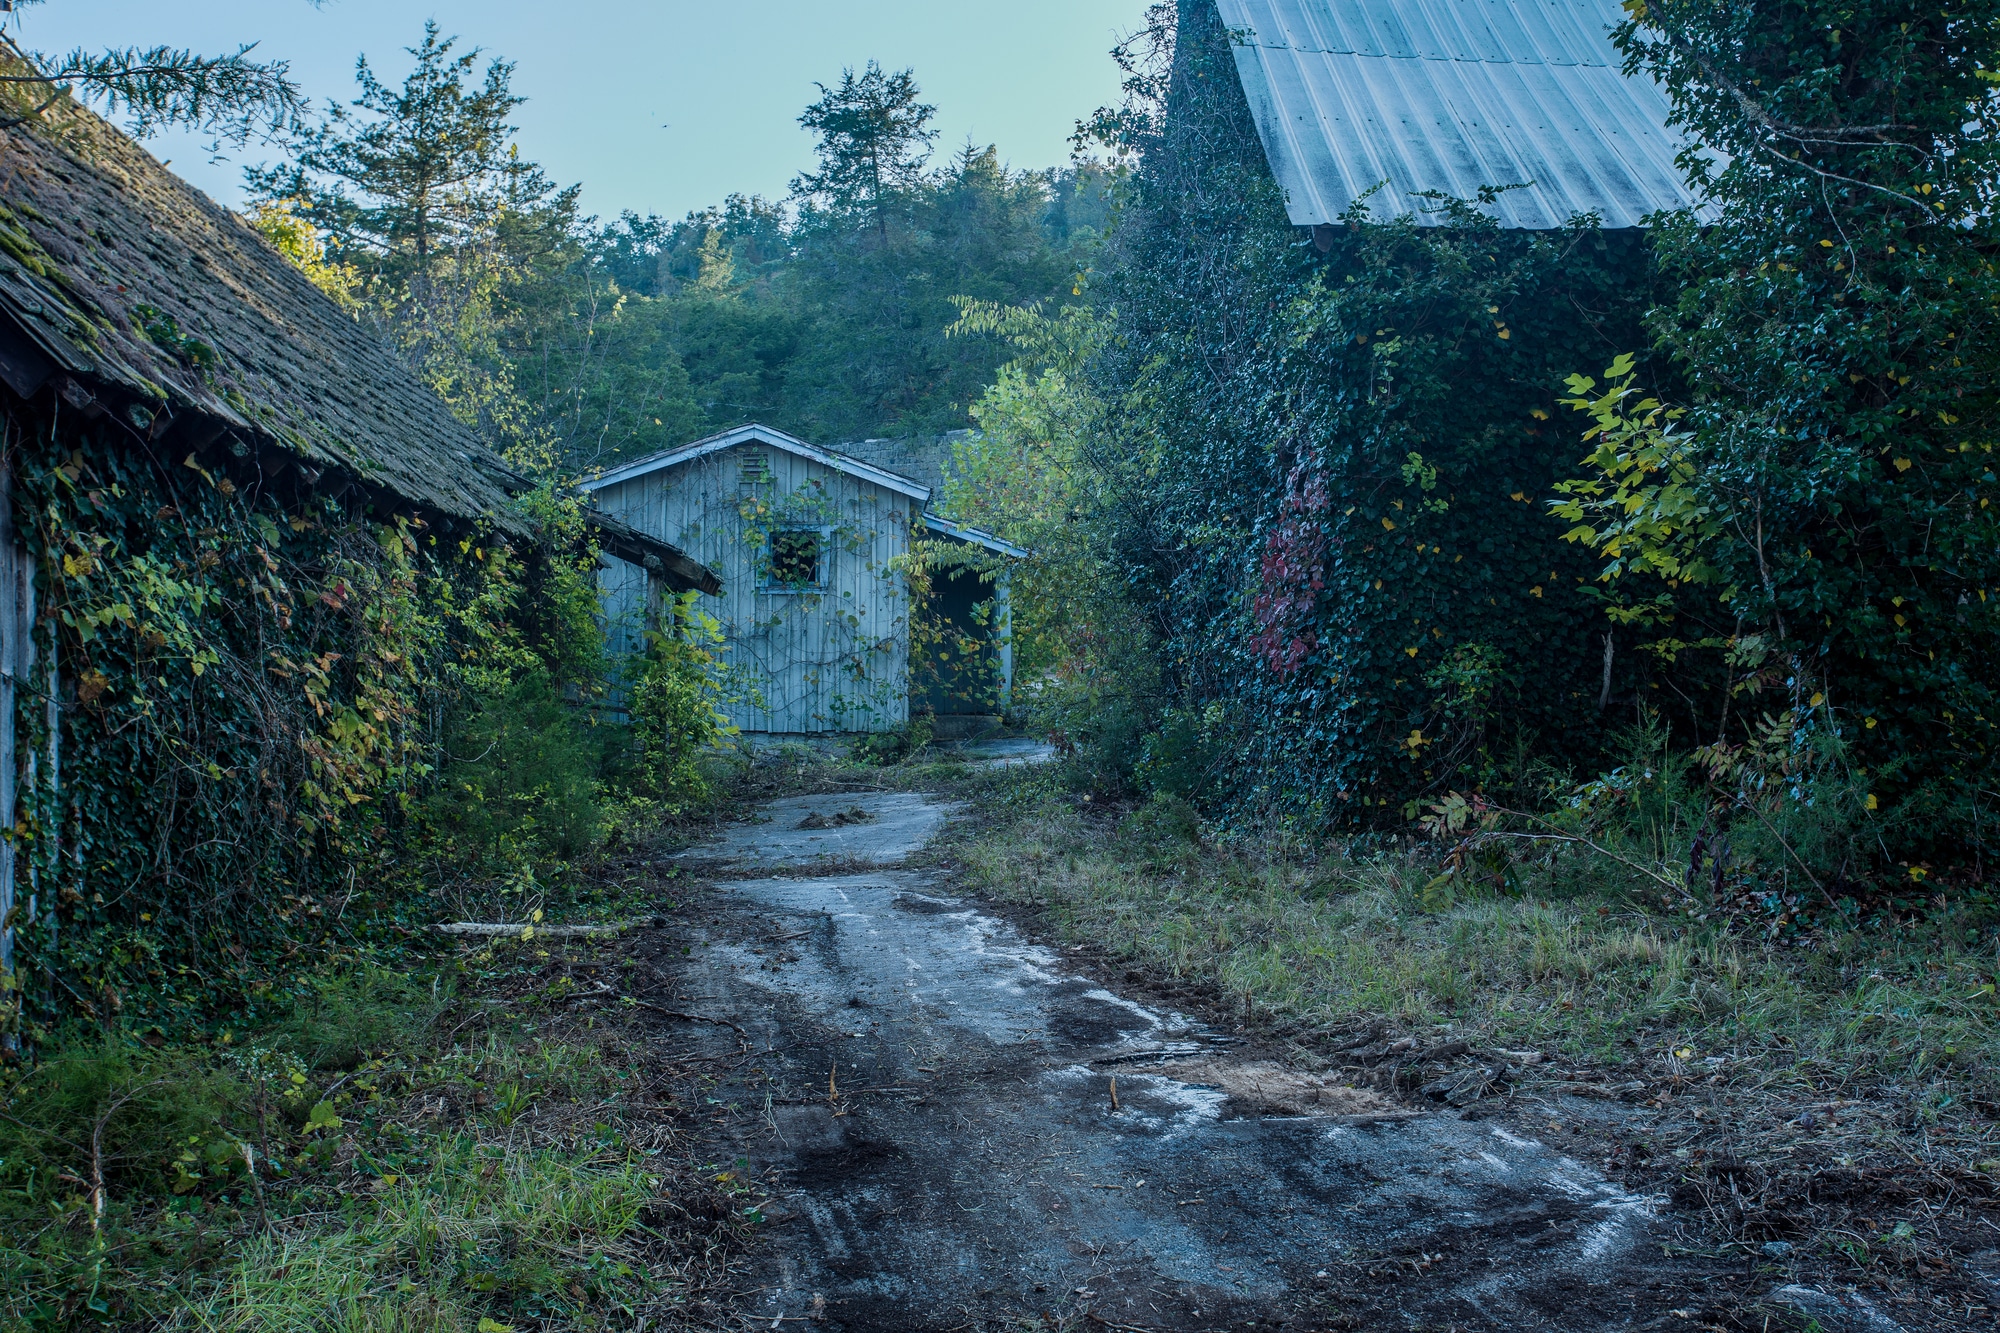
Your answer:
[626,793,1846,1332]
[1149,1057,1406,1120]
[888,889,964,915]
[785,1136,907,1187]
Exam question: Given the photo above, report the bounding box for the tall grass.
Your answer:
[0,960,723,1331]
[952,785,2000,1102]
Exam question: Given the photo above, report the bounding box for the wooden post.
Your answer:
[994,566,1013,716]
[0,459,17,1043]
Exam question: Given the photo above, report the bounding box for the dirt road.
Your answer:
[623,790,1896,1331]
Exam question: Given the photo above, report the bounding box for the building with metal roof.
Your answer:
[1213,0,1709,228]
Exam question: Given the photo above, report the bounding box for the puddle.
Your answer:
[675,792,956,869]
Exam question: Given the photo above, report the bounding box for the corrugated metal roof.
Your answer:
[1213,0,1710,228]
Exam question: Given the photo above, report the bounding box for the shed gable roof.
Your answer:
[582,423,935,504]
[0,53,529,530]
[1214,0,1710,228]
[584,423,1026,561]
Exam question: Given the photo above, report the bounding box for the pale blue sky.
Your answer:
[12,1,1146,220]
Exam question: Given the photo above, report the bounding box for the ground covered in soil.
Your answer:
[589,776,2000,1332]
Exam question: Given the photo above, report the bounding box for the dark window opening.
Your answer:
[765,527,824,587]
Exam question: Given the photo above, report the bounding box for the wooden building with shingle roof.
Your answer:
[0,60,713,1013]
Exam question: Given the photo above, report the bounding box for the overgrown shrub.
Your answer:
[851,712,935,765]
[629,597,730,809]
[0,416,530,1042]
[0,399,635,1040]
[421,663,612,868]
[1589,0,2000,866]
[1076,1,1665,825]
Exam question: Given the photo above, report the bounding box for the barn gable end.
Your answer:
[586,424,1021,737]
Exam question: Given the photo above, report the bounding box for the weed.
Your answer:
[850,714,935,766]
[0,949,736,1330]
[952,778,2000,1091]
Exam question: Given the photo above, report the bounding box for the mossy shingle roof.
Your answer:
[0,62,530,531]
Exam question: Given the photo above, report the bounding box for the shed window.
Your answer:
[761,526,828,590]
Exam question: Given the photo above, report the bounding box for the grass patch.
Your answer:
[943,774,2000,1279]
[0,942,741,1331]
[952,784,2000,1088]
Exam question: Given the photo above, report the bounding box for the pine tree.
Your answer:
[792,62,937,242]
[248,21,524,277]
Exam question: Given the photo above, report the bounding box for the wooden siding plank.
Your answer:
[592,441,914,734]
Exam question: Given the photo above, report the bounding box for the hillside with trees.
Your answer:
[246,36,1109,472]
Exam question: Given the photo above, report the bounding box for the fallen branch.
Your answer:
[1458,808,1690,899]
[433,916,666,939]
[631,1001,746,1034]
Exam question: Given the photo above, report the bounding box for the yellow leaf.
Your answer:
[1893,457,1913,472]
[1864,717,1878,729]
[1529,586,1544,598]
[1510,491,1526,502]
[1405,646,1419,657]
[1380,516,1396,530]
[1809,692,1824,707]
[1867,794,1879,810]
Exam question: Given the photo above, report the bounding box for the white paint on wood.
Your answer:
[594,440,916,734]
[0,461,27,992]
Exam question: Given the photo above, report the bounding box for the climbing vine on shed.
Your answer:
[1088,1,1677,823]
[3,414,527,1042]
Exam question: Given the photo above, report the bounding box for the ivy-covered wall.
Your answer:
[1095,2,1677,821]
[0,402,520,1043]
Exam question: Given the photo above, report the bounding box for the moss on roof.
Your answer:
[0,53,529,532]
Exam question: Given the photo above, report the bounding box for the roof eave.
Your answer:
[582,422,935,504]
[589,511,723,596]
[922,512,1029,560]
